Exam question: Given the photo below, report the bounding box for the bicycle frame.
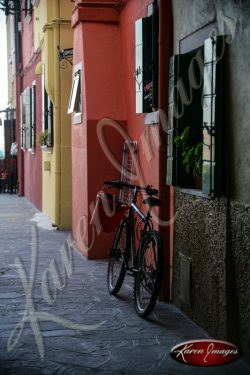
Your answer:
[126,187,153,272]
[106,179,163,317]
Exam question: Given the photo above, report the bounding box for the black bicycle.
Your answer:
[104,180,163,317]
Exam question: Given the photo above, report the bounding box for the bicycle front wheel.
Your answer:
[134,230,163,317]
[107,219,130,295]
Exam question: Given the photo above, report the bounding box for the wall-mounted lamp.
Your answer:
[57,46,73,69]
[0,0,22,15]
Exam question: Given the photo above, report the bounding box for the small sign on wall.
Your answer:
[44,161,51,171]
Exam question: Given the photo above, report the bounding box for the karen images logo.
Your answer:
[170,339,241,367]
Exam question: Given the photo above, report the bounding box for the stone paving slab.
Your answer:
[0,195,250,374]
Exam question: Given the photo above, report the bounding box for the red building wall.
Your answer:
[72,5,127,259]
[71,0,173,299]
[20,8,42,211]
[119,0,160,190]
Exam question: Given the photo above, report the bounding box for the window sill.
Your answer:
[41,145,53,153]
[176,187,210,199]
[73,112,82,125]
[144,110,159,125]
[28,148,35,154]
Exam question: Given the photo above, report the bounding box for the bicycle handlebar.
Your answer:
[104,180,158,196]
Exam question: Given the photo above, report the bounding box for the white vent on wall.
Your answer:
[179,253,191,306]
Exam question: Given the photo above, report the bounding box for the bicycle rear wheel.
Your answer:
[107,219,130,295]
[134,230,163,317]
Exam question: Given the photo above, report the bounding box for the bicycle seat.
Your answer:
[143,197,162,207]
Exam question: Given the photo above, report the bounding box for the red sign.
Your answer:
[170,339,241,366]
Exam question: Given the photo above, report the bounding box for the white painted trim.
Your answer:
[144,110,159,125]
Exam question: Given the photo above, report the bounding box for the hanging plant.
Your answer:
[37,130,48,147]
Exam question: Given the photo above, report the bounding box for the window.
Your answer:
[43,90,53,147]
[31,82,36,150]
[68,69,81,114]
[42,64,53,147]
[68,67,82,125]
[166,36,224,198]
[25,0,32,22]
[135,1,158,113]
[20,84,36,150]
[21,87,31,149]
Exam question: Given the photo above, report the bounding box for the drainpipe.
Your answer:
[53,0,61,228]
[158,0,173,301]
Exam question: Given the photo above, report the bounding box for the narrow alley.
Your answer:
[0,195,249,374]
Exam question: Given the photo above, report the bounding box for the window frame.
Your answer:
[30,81,36,151]
[24,0,32,23]
[42,64,53,149]
[166,32,225,198]
[68,63,82,125]
[68,70,81,114]
[134,0,158,114]
[21,86,32,150]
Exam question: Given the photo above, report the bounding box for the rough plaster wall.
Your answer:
[229,202,250,355]
[218,0,250,204]
[173,193,250,358]
[172,0,216,54]
[172,0,250,360]
[173,193,227,338]
[173,0,250,204]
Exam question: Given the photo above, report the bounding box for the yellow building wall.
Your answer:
[37,0,73,230]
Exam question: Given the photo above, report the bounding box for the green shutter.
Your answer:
[25,88,32,149]
[166,55,178,186]
[202,36,224,197]
[20,94,25,149]
[31,84,36,149]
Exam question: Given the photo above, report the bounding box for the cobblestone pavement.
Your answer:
[0,195,249,374]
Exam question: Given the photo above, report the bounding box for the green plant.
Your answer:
[174,126,203,178]
[37,130,48,146]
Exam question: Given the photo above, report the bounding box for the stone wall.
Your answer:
[172,0,250,361]
[173,192,250,358]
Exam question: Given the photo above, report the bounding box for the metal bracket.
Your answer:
[57,46,73,68]
[203,122,215,136]
[134,66,142,89]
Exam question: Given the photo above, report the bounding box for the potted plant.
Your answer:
[174,126,203,188]
[37,130,48,148]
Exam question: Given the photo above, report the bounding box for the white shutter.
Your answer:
[135,19,143,113]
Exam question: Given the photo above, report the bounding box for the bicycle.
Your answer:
[104,180,163,318]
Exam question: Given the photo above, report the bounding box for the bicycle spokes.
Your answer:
[134,231,163,317]
[107,221,130,295]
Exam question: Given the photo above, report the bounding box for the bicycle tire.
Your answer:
[134,230,163,317]
[107,219,130,295]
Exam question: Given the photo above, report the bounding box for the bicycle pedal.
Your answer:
[132,268,140,273]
